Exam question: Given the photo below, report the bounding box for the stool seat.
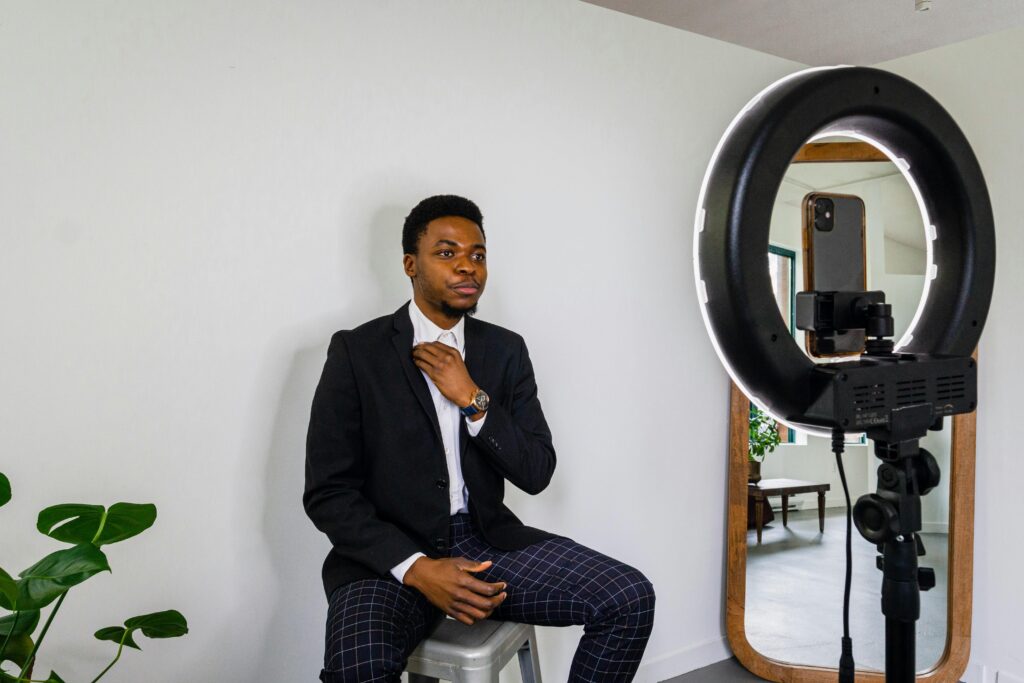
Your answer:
[406,619,541,683]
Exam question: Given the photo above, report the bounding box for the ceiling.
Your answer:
[582,0,1024,65]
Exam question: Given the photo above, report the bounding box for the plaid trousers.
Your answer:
[320,514,655,683]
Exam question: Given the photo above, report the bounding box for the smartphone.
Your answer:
[802,192,867,357]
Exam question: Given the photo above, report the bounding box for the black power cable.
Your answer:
[833,428,855,683]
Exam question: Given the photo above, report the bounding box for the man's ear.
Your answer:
[403,253,416,279]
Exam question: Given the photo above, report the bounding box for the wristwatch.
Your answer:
[460,389,490,417]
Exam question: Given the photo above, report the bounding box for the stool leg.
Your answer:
[517,631,542,683]
[451,667,499,683]
[781,494,789,527]
[409,674,439,683]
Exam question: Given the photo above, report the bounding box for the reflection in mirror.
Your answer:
[743,138,949,672]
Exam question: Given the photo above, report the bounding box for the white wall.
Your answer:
[880,27,1024,683]
[0,2,803,681]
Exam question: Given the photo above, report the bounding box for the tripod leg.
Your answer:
[886,617,916,682]
[881,537,920,683]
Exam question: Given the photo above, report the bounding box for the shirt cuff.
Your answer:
[465,411,488,436]
[390,552,426,584]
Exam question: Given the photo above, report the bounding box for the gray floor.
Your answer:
[662,657,767,682]
[745,508,948,673]
[662,509,949,682]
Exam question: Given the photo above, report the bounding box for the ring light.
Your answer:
[693,66,995,436]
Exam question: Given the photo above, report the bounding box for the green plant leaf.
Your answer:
[95,610,188,653]
[0,610,40,639]
[0,473,10,508]
[40,671,66,683]
[15,544,110,610]
[124,610,187,639]
[0,633,33,670]
[0,569,16,611]
[94,626,140,650]
[37,503,157,546]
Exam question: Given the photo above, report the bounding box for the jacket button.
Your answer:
[436,478,448,489]
[434,537,447,552]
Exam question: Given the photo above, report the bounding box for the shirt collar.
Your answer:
[409,299,466,353]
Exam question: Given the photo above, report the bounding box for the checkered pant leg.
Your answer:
[320,578,442,683]
[449,515,656,683]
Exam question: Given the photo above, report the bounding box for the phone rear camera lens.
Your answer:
[813,198,835,231]
[814,198,834,215]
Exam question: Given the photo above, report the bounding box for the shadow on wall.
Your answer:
[254,202,414,680]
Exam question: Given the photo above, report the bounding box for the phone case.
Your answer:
[802,192,867,357]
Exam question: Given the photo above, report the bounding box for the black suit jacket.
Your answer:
[304,302,558,598]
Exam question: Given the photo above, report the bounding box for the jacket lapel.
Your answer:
[392,302,442,442]
[461,315,488,454]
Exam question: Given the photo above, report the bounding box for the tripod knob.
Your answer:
[914,448,941,495]
[918,567,936,591]
[853,493,901,544]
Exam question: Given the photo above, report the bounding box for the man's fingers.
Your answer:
[454,588,505,611]
[413,343,447,361]
[453,593,494,615]
[415,342,462,366]
[462,574,507,597]
[420,341,459,355]
[455,558,492,572]
[411,348,438,368]
[412,357,435,375]
[449,608,476,625]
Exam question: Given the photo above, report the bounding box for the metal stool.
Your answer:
[406,618,542,683]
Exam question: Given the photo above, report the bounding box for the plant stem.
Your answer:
[89,509,109,546]
[17,591,66,681]
[88,630,128,683]
[0,609,19,660]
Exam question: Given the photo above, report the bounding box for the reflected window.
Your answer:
[767,245,796,443]
[768,245,796,336]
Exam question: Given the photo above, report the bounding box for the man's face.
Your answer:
[404,215,487,319]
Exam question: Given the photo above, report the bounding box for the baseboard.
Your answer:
[635,636,731,683]
[921,522,949,534]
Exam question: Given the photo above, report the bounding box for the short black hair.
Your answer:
[402,195,485,255]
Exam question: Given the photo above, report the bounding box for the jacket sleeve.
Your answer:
[303,332,421,576]
[471,337,556,495]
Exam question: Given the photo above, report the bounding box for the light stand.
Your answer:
[797,289,968,681]
[694,67,995,682]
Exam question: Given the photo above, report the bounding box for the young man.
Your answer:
[304,195,655,683]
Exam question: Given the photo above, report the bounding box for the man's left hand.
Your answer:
[413,342,479,412]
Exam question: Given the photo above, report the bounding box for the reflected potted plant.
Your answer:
[748,405,782,484]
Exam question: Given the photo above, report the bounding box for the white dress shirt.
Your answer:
[389,300,488,583]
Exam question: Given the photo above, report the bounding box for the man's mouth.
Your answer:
[451,281,480,296]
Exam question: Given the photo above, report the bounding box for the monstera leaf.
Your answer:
[95,610,188,651]
[0,473,10,508]
[0,568,15,611]
[0,610,40,639]
[37,503,156,546]
[15,544,110,610]
[0,633,33,676]
[1,669,67,683]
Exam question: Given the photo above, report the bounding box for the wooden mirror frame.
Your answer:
[724,142,977,682]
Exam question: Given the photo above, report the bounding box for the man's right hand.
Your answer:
[404,557,508,625]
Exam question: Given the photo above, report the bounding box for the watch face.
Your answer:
[475,390,490,411]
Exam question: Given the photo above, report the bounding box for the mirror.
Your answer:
[724,140,977,681]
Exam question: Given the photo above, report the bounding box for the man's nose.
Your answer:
[455,256,475,274]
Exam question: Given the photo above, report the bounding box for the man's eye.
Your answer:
[438,250,454,257]
[472,253,486,262]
